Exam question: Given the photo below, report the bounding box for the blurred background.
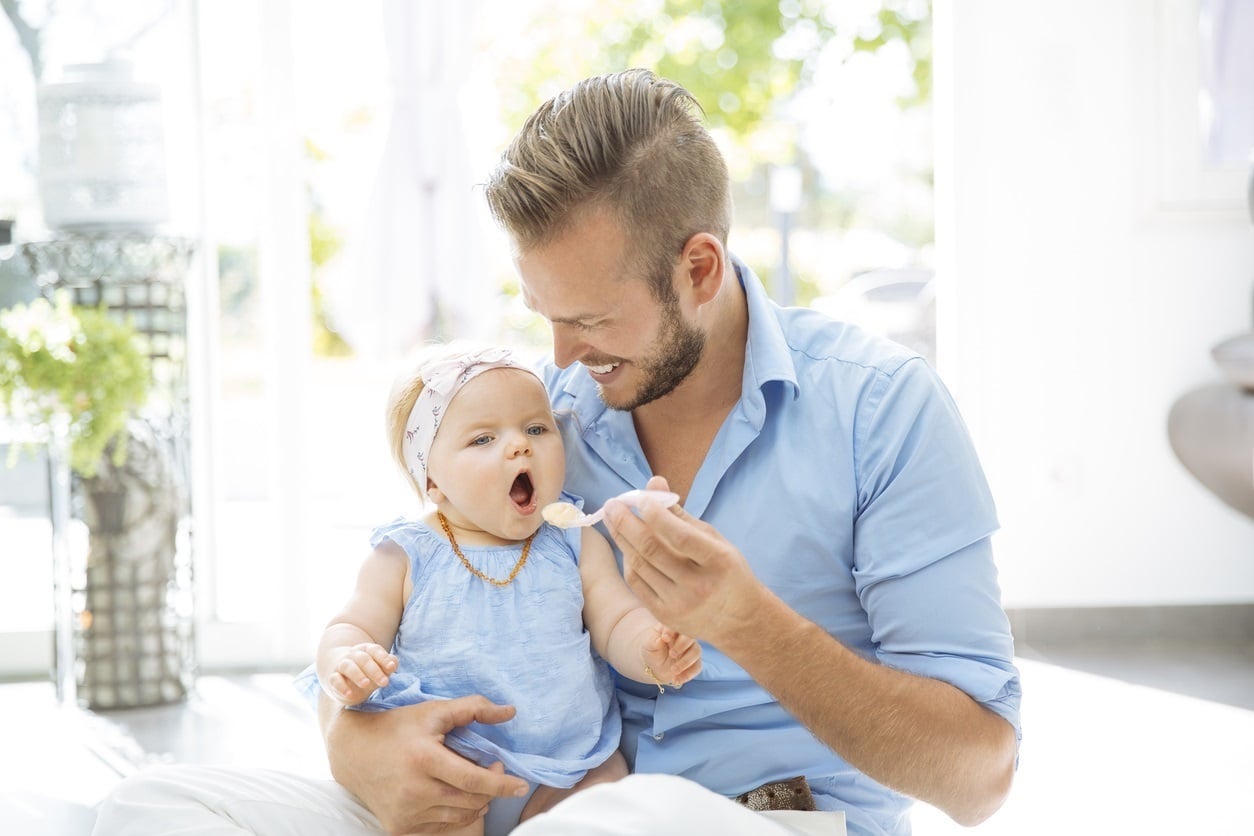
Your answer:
[1,0,953,671]
[0,1,1252,833]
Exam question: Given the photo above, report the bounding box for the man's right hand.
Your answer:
[319,693,531,833]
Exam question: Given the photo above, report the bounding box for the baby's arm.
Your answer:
[578,527,702,688]
[316,539,410,706]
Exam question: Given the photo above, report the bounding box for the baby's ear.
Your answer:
[425,478,444,504]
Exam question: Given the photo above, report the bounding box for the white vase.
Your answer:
[1168,382,1254,521]
[36,60,169,232]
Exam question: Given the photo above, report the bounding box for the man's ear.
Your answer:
[680,233,725,306]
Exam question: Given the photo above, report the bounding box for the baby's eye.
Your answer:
[471,434,494,446]
[526,424,548,436]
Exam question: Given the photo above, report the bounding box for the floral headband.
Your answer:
[402,346,542,486]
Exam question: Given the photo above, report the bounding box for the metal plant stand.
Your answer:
[23,233,198,709]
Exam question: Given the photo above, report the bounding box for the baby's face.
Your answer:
[425,368,565,543]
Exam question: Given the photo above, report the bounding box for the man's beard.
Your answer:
[598,300,706,412]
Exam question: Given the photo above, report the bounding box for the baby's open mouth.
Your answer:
[510,472,535,509]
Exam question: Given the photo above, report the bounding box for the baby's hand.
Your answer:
[327,642,398,705]
[642,625,702,689]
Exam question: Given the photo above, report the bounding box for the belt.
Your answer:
[733,775,818,812]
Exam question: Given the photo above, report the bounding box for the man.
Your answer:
[321,69,1020,835]
[93,70,1018,836]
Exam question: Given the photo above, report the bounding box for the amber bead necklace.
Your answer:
[437,511,534,587]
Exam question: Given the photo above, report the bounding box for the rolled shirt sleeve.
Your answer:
[852,356,1021,738]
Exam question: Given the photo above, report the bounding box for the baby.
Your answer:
[309,343,701,835]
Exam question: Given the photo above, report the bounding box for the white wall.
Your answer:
[934,0,1254,607]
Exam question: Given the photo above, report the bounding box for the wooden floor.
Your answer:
[2,645,1253,835]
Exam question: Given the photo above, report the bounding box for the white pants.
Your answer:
[92,766,845,835]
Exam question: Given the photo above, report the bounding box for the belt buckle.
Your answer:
[734,775,817,812]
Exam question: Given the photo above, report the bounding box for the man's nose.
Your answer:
[551,323,586,369]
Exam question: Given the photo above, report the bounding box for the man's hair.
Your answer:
[484,68,731,298]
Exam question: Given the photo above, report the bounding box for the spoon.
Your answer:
[542,489,680,528]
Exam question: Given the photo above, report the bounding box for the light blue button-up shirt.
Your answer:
[540,259,1021,836]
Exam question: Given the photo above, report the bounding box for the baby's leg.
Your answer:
[569,749,629,793]
[518,751,629,823]
[483,785,536,835]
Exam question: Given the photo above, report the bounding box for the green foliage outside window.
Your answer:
[490,0,933,309]
[497,0,930,163]
[309,207,351,357]
[307,137,353,357]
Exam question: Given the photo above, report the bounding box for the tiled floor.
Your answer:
[1,644,1252,835]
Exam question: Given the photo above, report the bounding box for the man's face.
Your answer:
[515,209,706,411]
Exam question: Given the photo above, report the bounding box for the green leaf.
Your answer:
[0,292,150,476]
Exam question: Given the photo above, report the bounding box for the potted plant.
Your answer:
[1,290,170,708]
[0,289,149,475]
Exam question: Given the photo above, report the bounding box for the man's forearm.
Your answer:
[317,692,361,790]
[716,589,1016,826]
[316,692,393,803]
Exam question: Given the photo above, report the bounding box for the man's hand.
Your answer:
[605,476,767,647]
[321,694,531,834]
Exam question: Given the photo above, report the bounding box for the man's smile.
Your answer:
[583,361,621,376]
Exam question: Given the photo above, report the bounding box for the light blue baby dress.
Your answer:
[297,496,621,789]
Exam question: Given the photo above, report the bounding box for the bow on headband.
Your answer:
[402,346,543,486]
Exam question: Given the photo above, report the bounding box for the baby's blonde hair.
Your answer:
[384,341,487,499]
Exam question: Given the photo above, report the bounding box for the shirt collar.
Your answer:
[736,256,800,403]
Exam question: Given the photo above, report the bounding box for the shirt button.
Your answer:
[653,732,664,741]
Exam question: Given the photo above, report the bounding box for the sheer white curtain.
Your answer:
[326,0,493,361]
